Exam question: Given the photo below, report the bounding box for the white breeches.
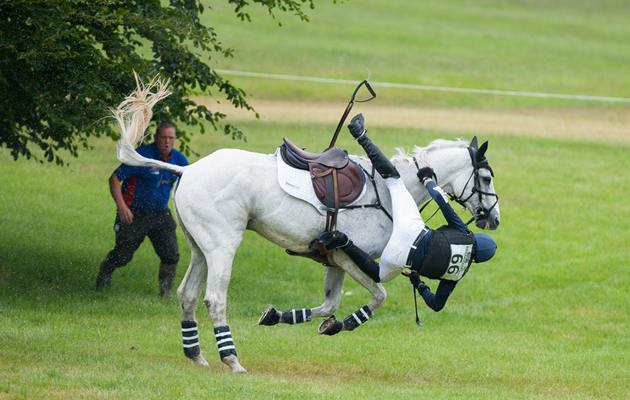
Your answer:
[378,178,426,283]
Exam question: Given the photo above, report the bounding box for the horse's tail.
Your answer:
[111,72,187,176]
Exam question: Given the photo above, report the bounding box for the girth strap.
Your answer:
[318,169,340,256]
[344,165,393,221]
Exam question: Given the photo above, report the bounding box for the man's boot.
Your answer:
[159,263,177,297]
[95,259,115,291]
[348,114,400,179]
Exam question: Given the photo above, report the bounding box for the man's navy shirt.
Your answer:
[114,143,189,212]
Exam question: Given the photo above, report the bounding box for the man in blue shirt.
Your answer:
[96,122,189,296]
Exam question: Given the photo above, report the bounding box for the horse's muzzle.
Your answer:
[475,216,499,230]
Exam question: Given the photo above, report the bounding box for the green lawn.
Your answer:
[1,120,629,399]
[203,0,630,108]
[2,0,630,398]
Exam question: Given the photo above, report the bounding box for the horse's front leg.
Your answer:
[258,266,345,325]
[318,251,387,335]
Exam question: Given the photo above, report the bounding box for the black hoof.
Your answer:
[258,307,281,326]
[318,316,343,336]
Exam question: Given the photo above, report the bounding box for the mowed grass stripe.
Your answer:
[195,97,630,144]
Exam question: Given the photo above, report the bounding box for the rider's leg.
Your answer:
[312,231,381,283]
[341,242,381,282]
[313,182,426,284]
[333,180,427,284]
[385,177,425,231]
[314,116,427,284]
[348,114,400,179]
[357,134,400,179]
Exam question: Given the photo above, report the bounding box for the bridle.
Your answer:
[451,151,498,225]
[413,145,499,226]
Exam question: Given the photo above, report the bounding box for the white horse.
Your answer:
[112,77,500,373]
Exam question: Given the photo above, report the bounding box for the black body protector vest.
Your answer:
[416,226,475,282]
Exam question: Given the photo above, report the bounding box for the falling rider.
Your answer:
[316,114,497,316]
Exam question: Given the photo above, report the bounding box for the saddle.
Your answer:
[280,138,365,212]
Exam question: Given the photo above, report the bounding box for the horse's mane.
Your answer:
[391,138,469,165]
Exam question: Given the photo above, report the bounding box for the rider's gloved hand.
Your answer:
[403,270,431,293]
[416,281,431,293]
[347,114,366,139]
[315,230,350,250]
[417,167,435,184]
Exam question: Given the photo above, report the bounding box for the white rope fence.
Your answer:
[215,69,630,103]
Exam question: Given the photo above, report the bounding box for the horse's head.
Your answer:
[447,136,500,230]
[415,137,500,230]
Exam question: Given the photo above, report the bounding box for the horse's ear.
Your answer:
[470,136,478,149]
[478,141,488,158]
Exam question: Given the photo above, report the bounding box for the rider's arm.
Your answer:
[424,179,469,234]
[420,279,458,312]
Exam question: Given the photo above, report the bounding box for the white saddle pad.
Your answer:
[275,147,367,215]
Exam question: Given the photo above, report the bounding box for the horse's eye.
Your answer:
[483,177,492,184]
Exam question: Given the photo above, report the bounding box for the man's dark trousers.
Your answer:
[97,208,179,292]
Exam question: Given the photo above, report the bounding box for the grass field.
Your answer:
[1,0,630,399]
[204,0,630,108]
[1,123,629,399]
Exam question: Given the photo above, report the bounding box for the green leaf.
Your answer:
[1,0,316,165]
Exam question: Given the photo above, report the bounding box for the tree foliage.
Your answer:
[0,0,315,164]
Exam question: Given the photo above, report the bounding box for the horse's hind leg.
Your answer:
[177,234,210,367]
[189,220,247,373]
[313,267,346,317]
[318,252,387,336]
[203,246,246,372]
[258,266,345,326]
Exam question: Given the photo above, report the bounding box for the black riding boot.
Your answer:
[342,241,382,283]
[348,114,400,179]
[311,230,382,283]
[356,134,400,179]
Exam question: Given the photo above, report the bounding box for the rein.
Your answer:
[413,151,498,226]
[321,79,379,235]
[329,80,376,149]
[449,168,498,225]
[413,157,441,224]
[454,146,499,224]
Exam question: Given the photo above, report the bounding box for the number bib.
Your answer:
[440,244,473,281]
[415,226,475,281]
